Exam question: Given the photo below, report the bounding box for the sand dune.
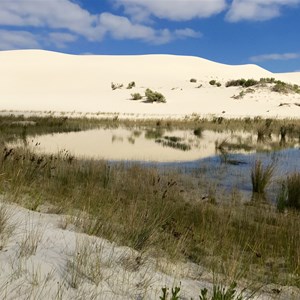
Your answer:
[0,50,299,118]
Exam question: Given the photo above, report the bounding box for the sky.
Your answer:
[0,0,299,73]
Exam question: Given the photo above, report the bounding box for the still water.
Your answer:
[16,126,296,163]
[11,126,300,199]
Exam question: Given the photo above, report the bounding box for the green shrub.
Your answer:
[111,82,123,90]
[190,78,197,83]
[145,88,166,103]
[130,93,143,100]
[244,79,258,87]
[126,81,136,89]
[272,81,300,94]
[160,282,245,300]
[200,282,244,300]
[225,79,246,87]
[226,79,258,88]
[259,77,276,84]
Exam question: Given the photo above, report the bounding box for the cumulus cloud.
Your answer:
[0,0,202,48]
[250,52,300,62]
[47,32,78,48]
[227,0,300,22]
[99,13,201,44]
[0,0,105,41]
[174,28,203,39]
[115,0,227,21]
[0,30,41,50]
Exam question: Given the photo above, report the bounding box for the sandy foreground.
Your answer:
[0,200,299,300]
[0,50,299,119]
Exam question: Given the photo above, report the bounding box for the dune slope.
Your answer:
[0,50,299,118]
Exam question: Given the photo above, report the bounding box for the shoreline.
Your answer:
[1,110,300,121]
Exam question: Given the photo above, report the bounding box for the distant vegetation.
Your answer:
[145,88,166,103]
[226,77,300,94]
[111,82,123,90]
[225,78,259,88]
[126,81,136,89]
[130,93,143,100]
[190,78,197,83]
[209,80,221,87]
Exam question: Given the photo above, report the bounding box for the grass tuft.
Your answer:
[251,160,274,198]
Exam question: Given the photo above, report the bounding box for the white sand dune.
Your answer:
[0,50,299,119]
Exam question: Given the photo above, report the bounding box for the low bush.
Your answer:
[209,80,221,87]
[126,81,136,89]
[145,88,166,103]
[190,78,197,83]
[130,93,143,100]
[226,79,258,88]
[272,81,300,94]
[111,82,123,90]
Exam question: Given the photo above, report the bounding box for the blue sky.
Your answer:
[0,0,299,73]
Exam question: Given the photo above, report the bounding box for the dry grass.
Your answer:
[251,160,275,199]
[0,203,15,250]
[1,115,300,289]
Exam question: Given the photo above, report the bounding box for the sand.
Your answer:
[0,200,299,300]
[0,49,299,119]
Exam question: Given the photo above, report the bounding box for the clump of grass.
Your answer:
[277,172,300,212]
[160,282,245,300]
[126,81,136,89]
[18,223,44,258]
[66,238,104,288]
[0,204,15,250]
[272,81,300,94]
[145,88,166,103]
[131,93,143,100]
[209,80,222,87]
[251,160,274,197]
[193,127,203,137]
[111,82,123,90]
[226,79,258,88]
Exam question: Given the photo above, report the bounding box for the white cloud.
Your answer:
[174,28,203,39]
[0,0,202,48]
[250,52,300,62]
[0,0,104,41]
[227,0,300,21]
[47,32,78,48]
[99,13,201,44]
[115,0,227,21]
[0,30,41,50]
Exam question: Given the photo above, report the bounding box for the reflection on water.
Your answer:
[11,126,299,163]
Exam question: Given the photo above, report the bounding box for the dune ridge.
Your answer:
[0,50,299,118]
